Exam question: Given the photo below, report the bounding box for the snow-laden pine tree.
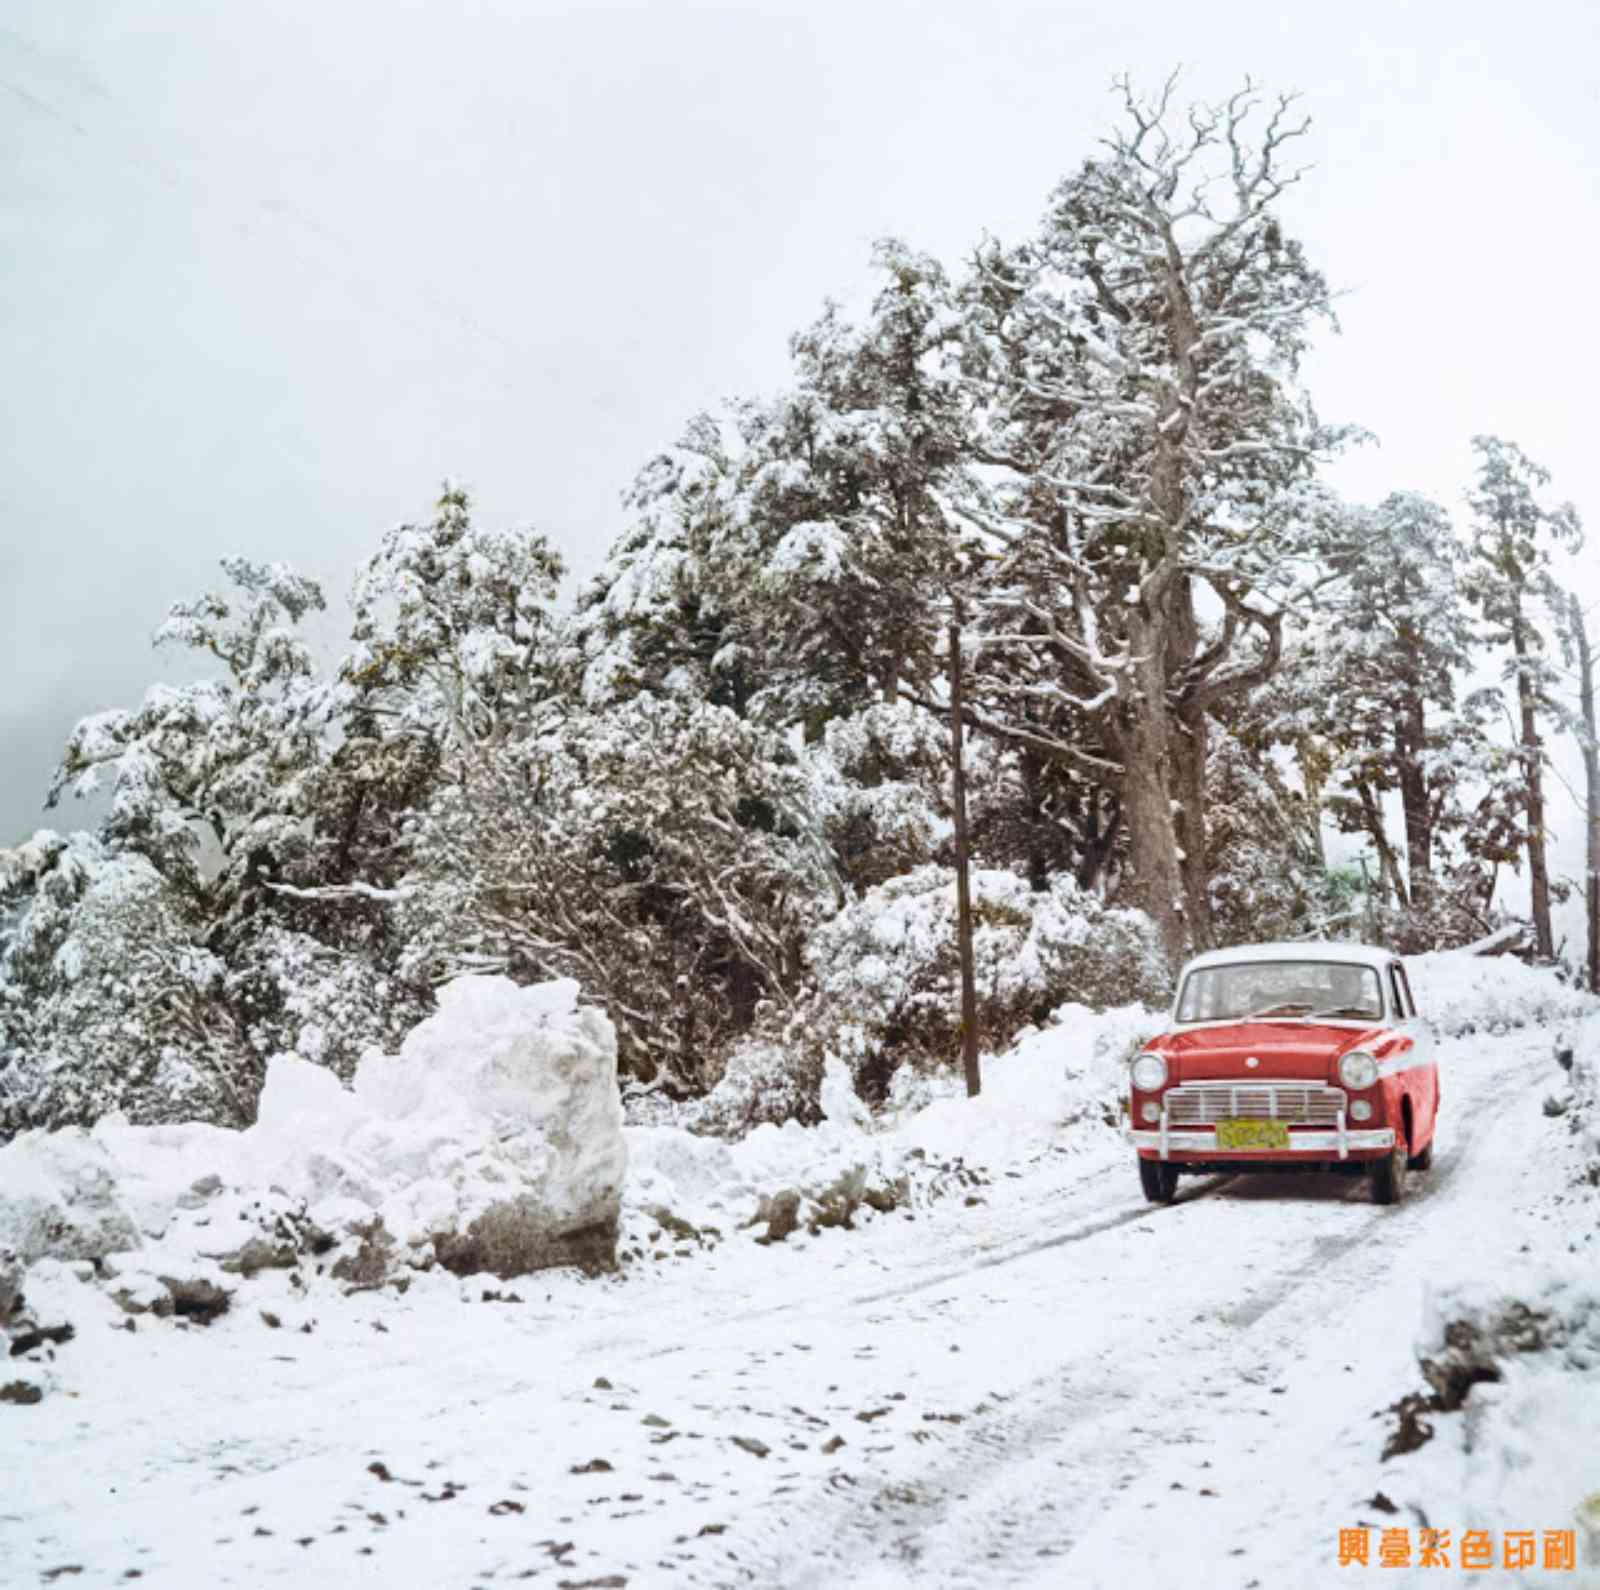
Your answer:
[1463,437,1584,959]
[954,75,1362,962]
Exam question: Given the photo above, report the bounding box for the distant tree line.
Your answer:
[1,77,1592,1139]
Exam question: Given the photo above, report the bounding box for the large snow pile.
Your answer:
[0,975,626,1295]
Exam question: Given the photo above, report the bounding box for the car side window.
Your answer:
[1394,963,1417,1018]
[1388,964,1410,1020]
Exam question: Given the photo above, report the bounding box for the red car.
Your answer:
[1128,943,1438,1205]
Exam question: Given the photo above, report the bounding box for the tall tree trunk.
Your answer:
[1113,623,1189,969]
[1171,706,1213,951]
[1396,700,1433,910]
[1356,781,1408,912]
[1511,600,1555,959]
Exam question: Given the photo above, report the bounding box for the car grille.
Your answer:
[1164,1082,1346,1126]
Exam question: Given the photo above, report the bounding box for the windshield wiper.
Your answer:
[1301,1005,1376,1022]
[1240,1001,1312,1020]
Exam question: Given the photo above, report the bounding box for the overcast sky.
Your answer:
[4,0,1598,932]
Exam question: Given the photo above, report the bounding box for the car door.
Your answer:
[1387,960,1435,1148]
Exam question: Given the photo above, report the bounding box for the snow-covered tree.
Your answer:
[1549,588,1599,992]
[343,484,566,746]
[0,831,254,1134]
[1463,437,1584,959]
[47,558,332,902]
[573,243,969,740]
[954,75,1362,961]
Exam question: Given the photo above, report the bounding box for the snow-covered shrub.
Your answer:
[680,1034,828,1136]
[222,923,430,1084]
[805,704,949,896]
[804,865,1167,1100]
[0,832,256,1137]
[404,692,835,1093]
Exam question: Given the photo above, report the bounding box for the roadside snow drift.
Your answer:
[0,975,627,1283]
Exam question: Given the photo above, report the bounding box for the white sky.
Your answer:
[3,0,1597,935]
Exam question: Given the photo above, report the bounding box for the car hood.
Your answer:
[1158,1022,1384,1082]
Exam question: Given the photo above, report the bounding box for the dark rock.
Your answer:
[156,1277,232,1325]
[435,1200,618,1280]
[0,1379,43,1405]
[730,1436,769,1458]
[569,1458,613,1474]
[10,1323,74,1357]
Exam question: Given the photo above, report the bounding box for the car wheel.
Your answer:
[1370,1136,1409,1205]
[1407,1137,1434,1172]
[1139,1156,1179,1204]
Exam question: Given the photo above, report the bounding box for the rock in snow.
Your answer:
[0,976,627,1282]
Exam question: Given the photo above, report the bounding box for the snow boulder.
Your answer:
[266,975,628,1276]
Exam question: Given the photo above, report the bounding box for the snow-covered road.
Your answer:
[5,1018,1595,1588]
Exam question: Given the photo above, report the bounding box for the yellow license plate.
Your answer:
[1216,1119,1290,1151]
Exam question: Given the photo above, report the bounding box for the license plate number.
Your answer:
[1216,1119,1289,1150]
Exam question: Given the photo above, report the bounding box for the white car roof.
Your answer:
[1179,941,1397,975]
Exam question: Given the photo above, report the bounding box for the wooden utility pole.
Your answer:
[1569,593,1600,995]
[949,605,980,1097]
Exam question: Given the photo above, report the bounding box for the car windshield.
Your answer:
[1175,960,1384,1024]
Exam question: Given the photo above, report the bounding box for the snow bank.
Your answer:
[1407,949,1597,1039]
[622,999,1158,1241]
[1563,1010,1600,1173]
[1388,1268,1600,1565]
[0,976,626,1287]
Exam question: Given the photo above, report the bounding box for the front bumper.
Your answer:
[1129,1127,1395,1161]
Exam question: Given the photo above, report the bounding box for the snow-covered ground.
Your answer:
[3,953,1598,1588]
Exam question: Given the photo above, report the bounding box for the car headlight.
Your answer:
[1130,1052,1168,1091]
[1339,1049,1379,1091]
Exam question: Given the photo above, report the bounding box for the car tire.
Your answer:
[1139,1156,1180,1204]
[1407,1137,1434,1172]
[1370,1136,1408,1205]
